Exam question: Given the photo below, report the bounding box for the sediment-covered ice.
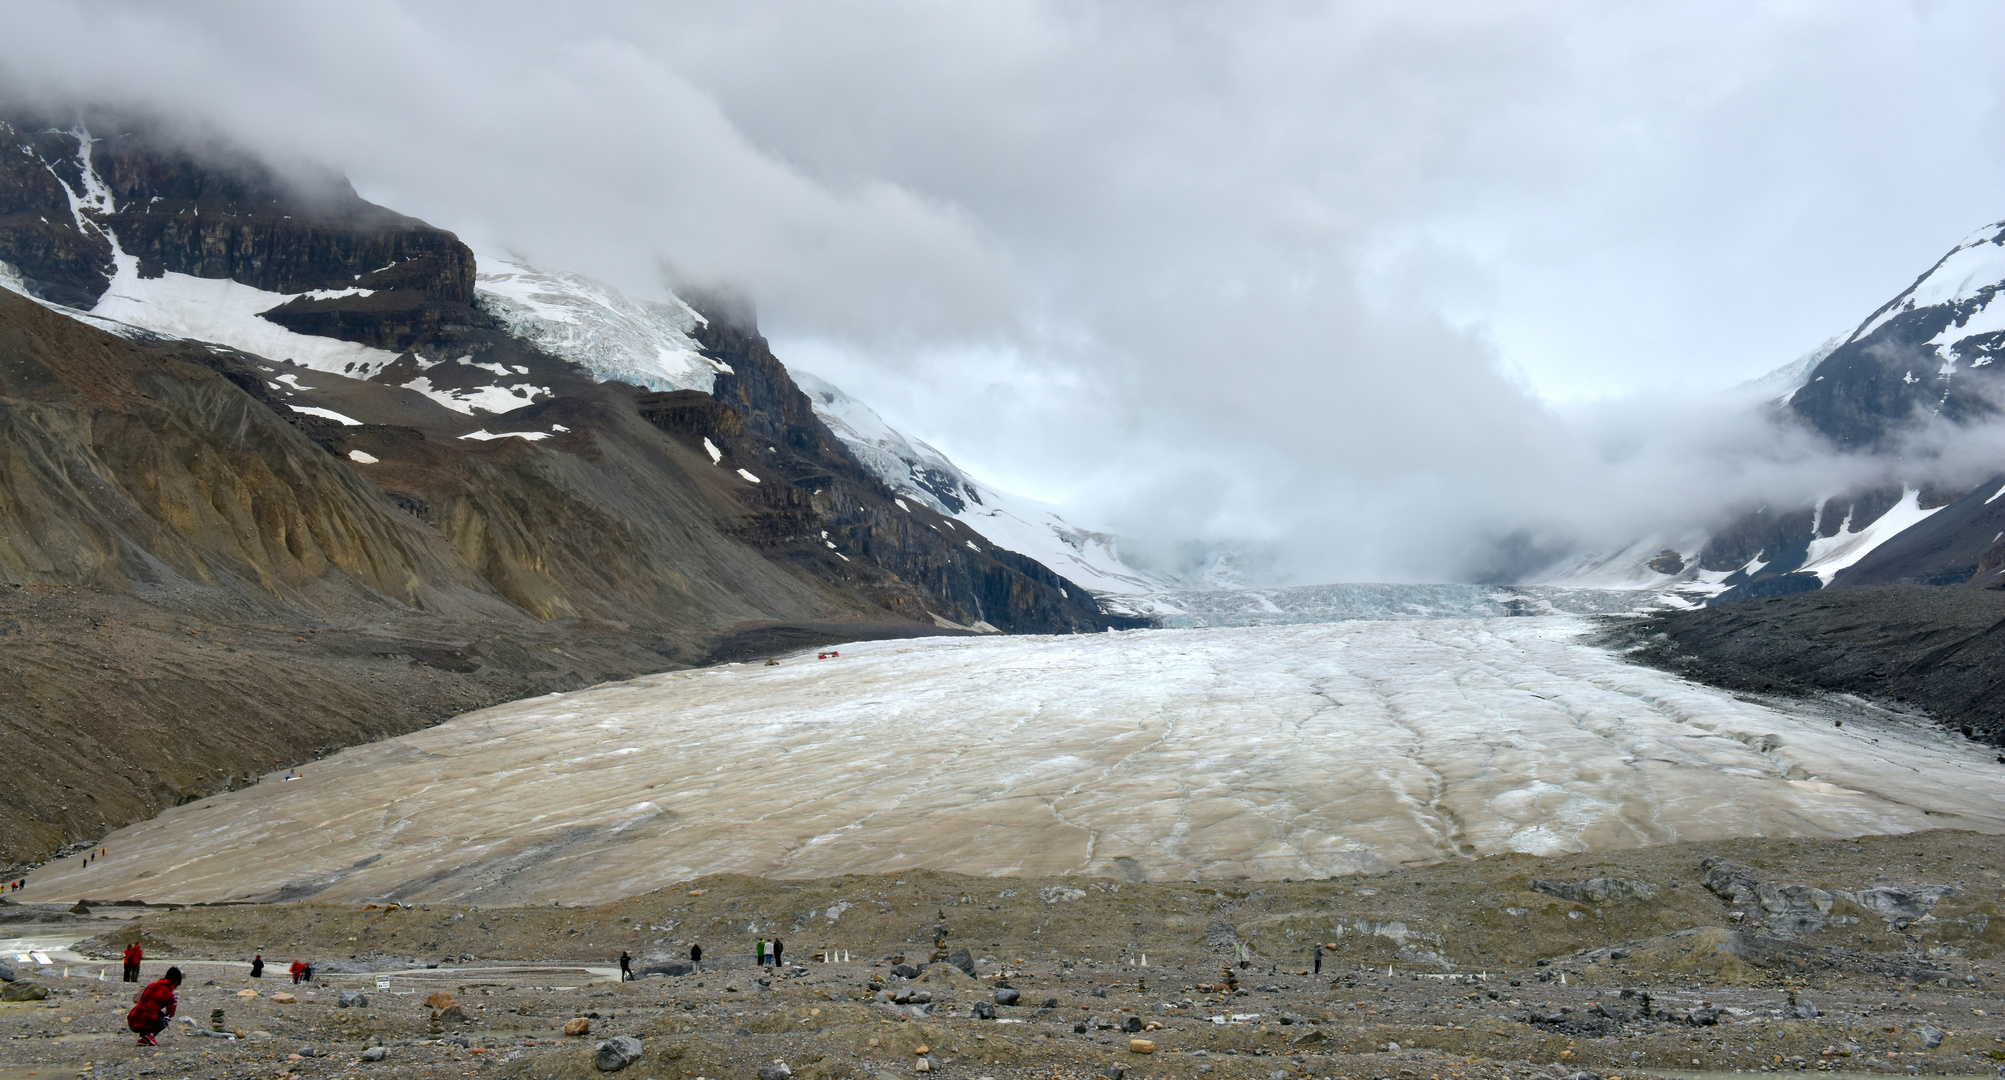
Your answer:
[27,618,2005,907]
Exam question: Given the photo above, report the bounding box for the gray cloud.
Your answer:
[6,1,2005,583]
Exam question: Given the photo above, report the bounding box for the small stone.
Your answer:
[973,1000,996,1020]
[890,964,921,979]
[565,1017,593,1036]
[237,988,259,998]
[359,1046,387,1062]
[270,992,296,1004]
[1121,1015,1144,1032]
[1102,1068,1125,1080]
[914,1060,931,1073]
[1074,1021,1088,1033]
[1129,1038,1155,1054]
[338,991,369,1008]
[595,1035,644,1072]
[994,987,1021,1006]
[759,1064,794,1080]
[1917,1024,1945,1049]
[298,1046,318,1058]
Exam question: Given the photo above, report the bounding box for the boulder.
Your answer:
[424,991,458,1011]
[1917,1024,1945,1049]
[0,962,13,982]
[360,1046,387,1062]
[1129,1038,1155,1054]
[596,1035,644,1072]
[436,1005,469,1024]
[759,1065,794,1080]
[889,964,920,979]
[973,1000,996,1019]
[68,900,91,915]
[338,991,369,1009]
[1532,878,1658,903]
[994,987,1021,1006]
[270,992,297,1004]
[0,982,46,1002]
[565,1017,592,1036]
[946,947,975,976]
[237,989,259,998]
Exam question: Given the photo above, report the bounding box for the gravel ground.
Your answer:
[4,830,2001,1080]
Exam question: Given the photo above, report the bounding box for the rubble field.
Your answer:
[4,829,2001,1080]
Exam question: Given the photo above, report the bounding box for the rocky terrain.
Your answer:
[1,830,1998,1079]
[1607,585,2005,747]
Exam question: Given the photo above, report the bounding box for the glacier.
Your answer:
[25,614,2004,907]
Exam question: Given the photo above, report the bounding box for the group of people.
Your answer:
[611,939,780,983]
[119,949,315,1045]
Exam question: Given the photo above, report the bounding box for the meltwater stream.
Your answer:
[26,616,2005,906]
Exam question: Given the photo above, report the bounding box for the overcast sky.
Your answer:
[8,1,2005,582]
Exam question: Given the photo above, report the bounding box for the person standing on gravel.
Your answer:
[1313,943,1322,974]
[690,942,702,968]
[122,941,142,983]
[126,966,180,1046]
[755,939,766,966]
[289,959,308,984]
[772,939,783,967]
[250,954,264,979]
[619,951,633,981]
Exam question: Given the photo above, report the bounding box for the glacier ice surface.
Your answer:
[30,615,2005,906]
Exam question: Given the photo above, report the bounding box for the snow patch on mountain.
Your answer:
[1798,486,1942,586]
[794,370,1171,606]
[474,258,729,392]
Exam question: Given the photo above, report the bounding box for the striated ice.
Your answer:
[25,617,2004,907]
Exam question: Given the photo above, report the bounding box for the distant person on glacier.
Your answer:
[772,939,783,966]
[690,942,702,968]
[122,941,142,982]
[250,954,264,979]
[619,951,633,981]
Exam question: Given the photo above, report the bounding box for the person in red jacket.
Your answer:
[289,959,308,984]
[126,966,180,1045]
[122,942,142,983]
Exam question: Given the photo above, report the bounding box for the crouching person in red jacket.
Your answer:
[127,966,181,1046]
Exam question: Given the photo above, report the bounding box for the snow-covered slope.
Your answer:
[793,371,1171,607]
[474,258,731,392]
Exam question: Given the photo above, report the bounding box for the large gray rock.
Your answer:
[889,963,920,979]
[0,982,46,1002]
[946,947,975,976]
[972,1000,996,1020]
[0,962,14,982]
[359,1046,387,1062]
[338,991,369,1008]
[994,987,1021,1006]
[759,1064,794,1080]
[1531,877,1658,903]
[1854,886,1956,929]
[640,962,693,978]
[596,1035,644,1072]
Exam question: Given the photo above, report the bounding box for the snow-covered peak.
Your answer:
[1853,220,2005,344]
[474,258,730,392]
